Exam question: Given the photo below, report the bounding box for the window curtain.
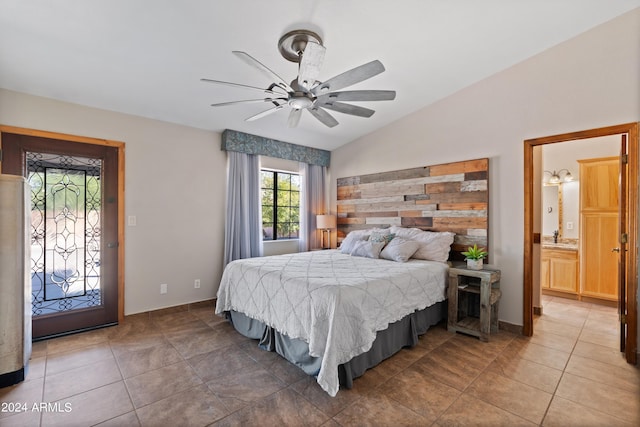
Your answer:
[299,162,327,252]
[223,151,263,265]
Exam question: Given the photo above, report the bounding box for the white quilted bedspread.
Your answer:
[215,250,448,396]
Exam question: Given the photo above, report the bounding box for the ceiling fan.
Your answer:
[201,29,396,128]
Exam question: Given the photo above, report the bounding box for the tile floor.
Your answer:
[1,297,638,426]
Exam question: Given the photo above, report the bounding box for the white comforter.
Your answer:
[215,250,448,396]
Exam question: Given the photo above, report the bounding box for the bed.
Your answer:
[216,158,489,396]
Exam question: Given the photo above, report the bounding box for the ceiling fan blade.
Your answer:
[233,51,294,93]
[308,107,339,128]
[200,78,286,96]
[297,41,326,90]
[210,98,286,107]
[311,60,385,95]
[320,102,375,118]
[316,90,396,103]
[288,109,302,128]
[245,105,284,122]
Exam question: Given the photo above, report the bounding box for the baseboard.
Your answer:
[498,320,523,335]
[0,367,25,388]
[125,298,216,320]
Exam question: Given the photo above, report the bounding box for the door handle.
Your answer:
[611,247,620,253]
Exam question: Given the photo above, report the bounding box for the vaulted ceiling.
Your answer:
[1,1,638,150]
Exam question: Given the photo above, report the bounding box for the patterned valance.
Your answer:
[221,129,330,167]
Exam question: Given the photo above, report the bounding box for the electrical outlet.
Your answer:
[194,279,201,289]
[567,221,574,230]
[160,283,167,294]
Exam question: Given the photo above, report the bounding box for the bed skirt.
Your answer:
[226,300,446,390]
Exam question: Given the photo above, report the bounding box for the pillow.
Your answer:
[340,231,370,254]
[369,230,395,245]
[390,226,455,263]
[380,237,421,262]
[350,240,385,259]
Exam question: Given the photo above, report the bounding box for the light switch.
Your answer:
[566,221,573,230]
[128,215,137,226]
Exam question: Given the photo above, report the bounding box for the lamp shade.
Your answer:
[316,214,337,230]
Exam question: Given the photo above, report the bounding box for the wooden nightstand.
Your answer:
[447,264,501,342]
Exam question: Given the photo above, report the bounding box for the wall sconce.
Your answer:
[316,214,337,249]
[544,169,574,186]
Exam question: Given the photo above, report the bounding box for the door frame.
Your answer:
[0,125,125,322]
[523,122,638,364]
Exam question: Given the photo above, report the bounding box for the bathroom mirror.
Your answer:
[542,181,579,239]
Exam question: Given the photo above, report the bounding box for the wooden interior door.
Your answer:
[1,132,120,339]
[618,135,628,352]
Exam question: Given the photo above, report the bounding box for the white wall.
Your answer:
[0,89,226,315]
[330,8,640,327]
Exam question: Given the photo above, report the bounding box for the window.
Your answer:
[261,170,300,240]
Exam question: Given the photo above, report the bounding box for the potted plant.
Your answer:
[462,244,488,270]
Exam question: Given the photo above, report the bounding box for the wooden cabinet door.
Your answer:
[579,157,620,302]
[581,212,619,299]
[540,256,550,289]
[580,157,618,211]
[550,255,578,293]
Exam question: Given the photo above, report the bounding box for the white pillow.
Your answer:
[390,226,455,263]
[350,240,385,259]
[340,230,370,254]
[380,237,421,262]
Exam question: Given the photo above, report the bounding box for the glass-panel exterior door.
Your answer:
[1,132,119,339]
[28,153,103,316]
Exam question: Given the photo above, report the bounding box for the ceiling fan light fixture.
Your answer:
[289,97,313,109]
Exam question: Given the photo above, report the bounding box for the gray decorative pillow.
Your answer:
[380,237,421,262]
[390,226,455,262]
[350,240,385,259]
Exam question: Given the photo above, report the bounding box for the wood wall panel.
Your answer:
[337,158,489,261]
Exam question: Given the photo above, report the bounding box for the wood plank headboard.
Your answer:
[336,158,489,261]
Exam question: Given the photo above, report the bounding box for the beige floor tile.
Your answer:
[579,328,619,349]
[45,328,110,355]
[45,342,113,376]
[93,411,141,427]
[212,388,328,427]
[207,367,286,413]
[262,354,309,386]
[30,341,48,359]
[411,342,486,391]
[186,344,260,383]
[565,354,640,393]
[0,408,42,426]
[572,340,631,368]
[0,377,44,422]
[516,341,571,371]
[535,318,582,339]
[40,381,133,427]
[43,357,122,402]
[377,367,460,423]
[529,328,578,353]
[290,376,363,418]
[108,331,168,357]
[25,357,46,382]
[165,324,239,359]
[466,371,552,424]
[543,395,636,427]
[136,384,228,426]
[487,353,562,393]
[115,342,183,378]
[556,372,640,424]
[125,361,203,408]
[332,392,429,426]
[436,394,536,426]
